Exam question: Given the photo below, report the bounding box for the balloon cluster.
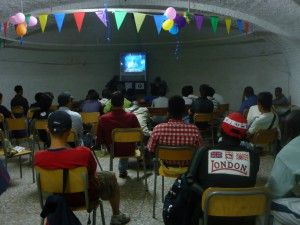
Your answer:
[9,13,38,37]
[162,7,187,35]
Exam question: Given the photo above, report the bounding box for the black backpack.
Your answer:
[163,147,205,225]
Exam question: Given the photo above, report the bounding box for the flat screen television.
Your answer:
[120,52,147,81]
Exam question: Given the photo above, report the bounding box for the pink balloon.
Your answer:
[165,7,177,20]
[15,13,25,24]
[28,16,38,27]
[9,16,18,25]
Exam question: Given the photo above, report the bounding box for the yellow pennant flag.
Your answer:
[225,17,232,34]
[39,14,48,33]
[133,13,146,33]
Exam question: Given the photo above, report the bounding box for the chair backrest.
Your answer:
[67,130,78,145]
[34,119,48,131]
[251,128,278,145]
[156,145,195,161]
[5,118,27,131]
[80,112,100,124]
[148,107,168,117]
[49,104,58,112]
[193,113,213,123]
[112,128,143,143]
[202,187,270,218]
[11,106,24,115]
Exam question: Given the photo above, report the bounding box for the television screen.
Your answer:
[120,52,146,75]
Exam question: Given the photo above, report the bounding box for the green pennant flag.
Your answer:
[25,14,31,25]
[210,16,219,33]
[114,11,127,30]
[133,13,146,33]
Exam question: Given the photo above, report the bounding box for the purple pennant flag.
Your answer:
[95,10,107,27]
[195,15,204,31]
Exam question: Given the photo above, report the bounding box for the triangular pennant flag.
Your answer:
[225,17,232,34]
[133,13,146,33]
[244,21,250,34]
[39,14,48,33]
[210,16,219,33]
[237,19,244,33]
[195,15,204,31]
[73,12,85,32]
[95,10,107,27]
[153,15,166,35]
[25,14,31,25]
[54,13,65,32]
[114,11,127,30]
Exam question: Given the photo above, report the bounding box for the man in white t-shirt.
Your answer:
[247,105,261,126]
[151,85,168,124]
[248,92,279,136]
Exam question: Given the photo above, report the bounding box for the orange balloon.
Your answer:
[16,23,27,37]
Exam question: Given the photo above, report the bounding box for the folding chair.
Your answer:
[67,130,78,147]
[32,119,49,149]
[0,129,34,182]
[251,128,278,154]
[111,128,147,183]
[194,113,215,146]
[5,117,32,147]
[201,186,271,225]
[152,145,195,218]
[36,166,105,225]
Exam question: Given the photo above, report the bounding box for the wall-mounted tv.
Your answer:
[120,52,147,81]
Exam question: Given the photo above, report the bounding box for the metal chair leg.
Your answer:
[100,200,105,225]
[109,155,113,171]
[32,153,35,183]
[136,158,140,180]
[19,156,22,178]
[152,162,157,218]
[92,149,103,171]
[92,208,96,225]
[143,154,148,191]
[162,176,165,203]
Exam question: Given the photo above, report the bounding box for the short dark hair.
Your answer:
[34,92,43,102]
[257,92,273,110]
[14,85,23,93]
[168,95,186,119]
[102,88,111,99]
[158,85,167,96]
[111,91,124,107]
[275,87,282,93]
[87,89,99,100]
[207,86,215,97]
[58,92,72,107]
[182,85,193,97]
[244,86,254,97]
[199,84,210,98]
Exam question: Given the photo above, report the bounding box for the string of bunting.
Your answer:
[0,7,253,39]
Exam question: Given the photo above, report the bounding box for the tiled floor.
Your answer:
[0,152,274,225]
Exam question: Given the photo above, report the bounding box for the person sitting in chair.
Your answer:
[34,111,130,225]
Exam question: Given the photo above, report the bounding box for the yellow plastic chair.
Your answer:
[80,112,100,138]
[32,119,49,149]
[67,130,78,146]
[49,104,58,112]
[35,166,105,225]
[11,106,25,117]
[0,129,34,182]
[27,107,40,120]
[194,113,215,146]
[152,145,195,218]
[251,128,278,154]
[201,187,271,225]
[111,128,147,182]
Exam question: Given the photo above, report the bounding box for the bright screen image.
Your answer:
[120,53,146,74]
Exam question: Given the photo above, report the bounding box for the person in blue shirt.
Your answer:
[239,86,257,116]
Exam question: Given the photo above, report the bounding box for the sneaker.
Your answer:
[110,212,130,225]
[119,171,128,178]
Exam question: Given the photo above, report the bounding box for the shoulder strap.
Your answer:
[267,113,276,130]
[62,169,69,193]
[185,146,206,181]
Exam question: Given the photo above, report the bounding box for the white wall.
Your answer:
[0,38,289,111]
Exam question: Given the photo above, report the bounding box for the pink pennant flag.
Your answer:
[95,10,107,27]
[195,15,204,31]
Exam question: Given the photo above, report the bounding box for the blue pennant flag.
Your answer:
[54,13,65,32]
[237,19,244,33]
[153,15,167,35]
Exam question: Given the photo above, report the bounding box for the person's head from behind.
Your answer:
[48,111,72,143]
[182,85,193,97]
[126,88,136,102]
[207,86,215,97]
[102,88,111,99]
[257,92,273,113]
[275,87,283,98]
[39,93,53,111]
[14,85,23,95]
[221,112,247,141]
[111,91,124,108]
[168,95,186,120]
[58,92,73,108]
[243,86,254,98]
[285,110,300,142]
[199,84,210,98]
[158,85,167,97]
[35,92,43,103]
[87,89,99,101]
[0,93,3,104]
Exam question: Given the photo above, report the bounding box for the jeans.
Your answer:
[118,158,129,173]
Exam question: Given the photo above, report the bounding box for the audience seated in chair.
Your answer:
[197,112,260,225]
[97,91,140,178]
[181,85,194,106]
[10,85,29,118]
[207,86,219,111]
[239,86,257,117]
[147,95,203,166]
[273,87,290,117]
[34,111,130,225]
[57,92,84,146]
[81,89,101,113]
[151,84,168,124]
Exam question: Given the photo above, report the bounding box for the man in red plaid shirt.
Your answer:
[147,95,203,166]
